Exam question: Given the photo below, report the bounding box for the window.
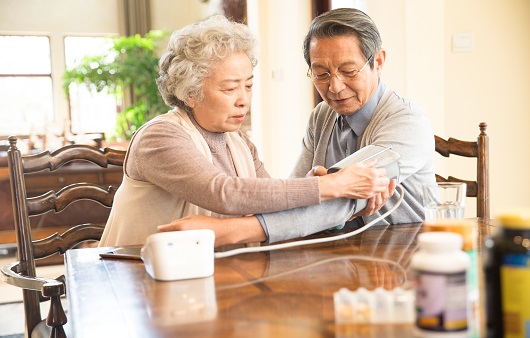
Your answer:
[0,35,120,144]
[0,36,54,136]
[64,37,120,135]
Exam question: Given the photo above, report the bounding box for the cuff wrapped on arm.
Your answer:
[260,198,357,243]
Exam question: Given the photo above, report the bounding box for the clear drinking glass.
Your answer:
[422,182,467,222]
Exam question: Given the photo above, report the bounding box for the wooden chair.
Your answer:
[0,136,126,338]
[434,122,489,220]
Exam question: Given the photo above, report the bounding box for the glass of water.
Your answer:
[422,182,467,222]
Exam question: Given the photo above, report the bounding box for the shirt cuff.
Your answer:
[255,214,270,243]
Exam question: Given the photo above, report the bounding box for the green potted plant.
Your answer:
[63,30,169,141]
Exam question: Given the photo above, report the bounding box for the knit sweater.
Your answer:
[100,109,321,246]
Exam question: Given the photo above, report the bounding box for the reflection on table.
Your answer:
[65,222,488,338]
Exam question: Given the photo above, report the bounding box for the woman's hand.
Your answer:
[157,214,265,247]
[318,159,390,200]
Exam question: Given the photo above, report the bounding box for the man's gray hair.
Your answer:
[303,8,382,69]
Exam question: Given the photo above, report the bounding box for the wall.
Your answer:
[443,0,530,217]
[246,0,314,178]
[369,0,530,217]
[150,0,222,31]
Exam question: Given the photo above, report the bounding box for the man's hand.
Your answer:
[351,178,397,218]
[306,165,328,177]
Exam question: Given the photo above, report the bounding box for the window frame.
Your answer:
[0,34,54,139]
[0,33,120,142]
[63,35,121,137]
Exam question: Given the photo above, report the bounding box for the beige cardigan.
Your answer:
[100,110,257,246]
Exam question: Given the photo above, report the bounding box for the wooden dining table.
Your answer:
[64,221,490,338]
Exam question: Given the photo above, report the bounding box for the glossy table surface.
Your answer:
[65,222,490,338]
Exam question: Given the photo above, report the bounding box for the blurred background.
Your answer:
[1,0,529,219]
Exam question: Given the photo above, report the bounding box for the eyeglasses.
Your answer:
[307,55,373,84]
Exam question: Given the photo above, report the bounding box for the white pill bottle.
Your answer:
[411,231,470,338]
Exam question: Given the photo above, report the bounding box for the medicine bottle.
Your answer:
[423,219,481,338]
[411,231,470,338]
[484,209,530,338]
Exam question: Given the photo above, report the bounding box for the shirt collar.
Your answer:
[340,81,385,136]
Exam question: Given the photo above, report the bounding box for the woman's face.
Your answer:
[190,52,254,133]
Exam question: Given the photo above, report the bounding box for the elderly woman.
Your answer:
[99,15,389,247]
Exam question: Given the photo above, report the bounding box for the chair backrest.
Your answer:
[434,122,489,220]
[2,135,126,337]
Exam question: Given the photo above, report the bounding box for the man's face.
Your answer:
[308,35,381,116]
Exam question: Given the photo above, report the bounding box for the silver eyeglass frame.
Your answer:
[307,55,374,84]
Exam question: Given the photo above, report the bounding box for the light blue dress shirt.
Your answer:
[324,81,385,228]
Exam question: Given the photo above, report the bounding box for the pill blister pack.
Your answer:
[333,287,415,324]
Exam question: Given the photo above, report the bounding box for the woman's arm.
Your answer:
[157,178,396,247]
[130,122,389,216]
[158,214,266,248]
[129,122,320,215]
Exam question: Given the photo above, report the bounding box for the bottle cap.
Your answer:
[497,208,530,229]
[423,219,475,250]
[417,231,463,251]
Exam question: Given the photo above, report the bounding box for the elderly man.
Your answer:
[295,8,435,221]
[159,8,435,247]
